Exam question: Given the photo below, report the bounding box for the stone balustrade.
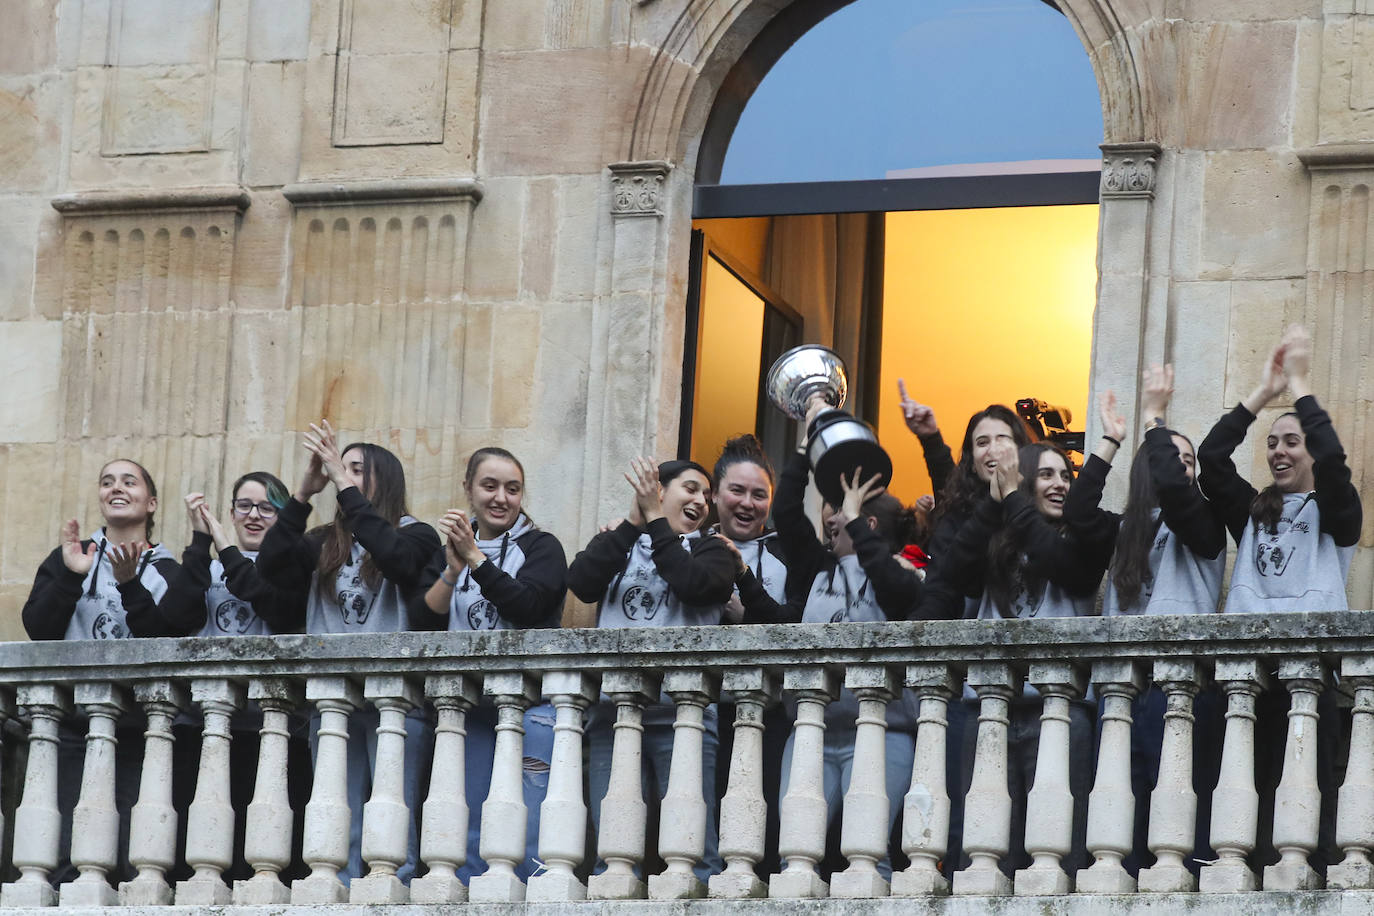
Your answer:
[0,614,1371,913]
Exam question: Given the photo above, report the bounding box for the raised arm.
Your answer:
[21,525,91,640]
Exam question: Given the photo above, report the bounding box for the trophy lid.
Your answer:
[765,344,849,421]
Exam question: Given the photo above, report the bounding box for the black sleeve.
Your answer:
[566,521,641,603]
[919,430,956,496]
[1063,454,1122,567]
[124,556,190,637]
[153,532,216,635]
[1296,395,1363,547]
[1145,426,1227,560]
[256,497,322,590]
[1004,492,1105,596]
[335,487,440,589]
[736,546,805,624]
[772,451,829,590]
[911,509,971,620]
[467,530,568,628]
[847,518,923,620]
[219,546,308,633]
[647,518,737,606]
[21,546,87,640]
[1198,403,1261,544]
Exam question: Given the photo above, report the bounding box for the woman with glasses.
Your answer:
[160,471,307,634]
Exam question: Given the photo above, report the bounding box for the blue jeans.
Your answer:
[457,701,555,882]
[586,703,723,881]
[309,707,431,885]
[778,722,916,879]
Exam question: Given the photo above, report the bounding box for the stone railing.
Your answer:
[0,614,1371,913]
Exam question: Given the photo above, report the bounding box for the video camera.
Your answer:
[1016,397,1085,455]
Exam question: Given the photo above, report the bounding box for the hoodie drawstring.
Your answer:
[85,539,109,596]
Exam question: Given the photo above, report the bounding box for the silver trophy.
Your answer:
[765,344,892,506]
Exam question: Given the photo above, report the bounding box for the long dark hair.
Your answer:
[1250,411,1299,534]
[100,458,158,539]
[934,405,1035,530]
[1109,443,1171,610]
[861,491,921,553]
[985,442,1072,618]
[315,443,409,589]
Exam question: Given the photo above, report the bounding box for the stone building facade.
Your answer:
[2,0,1373,637]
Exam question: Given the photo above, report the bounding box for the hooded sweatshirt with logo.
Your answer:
[23,530,180,640]
[1199,395,1362,613]
[256,486,440,634]
[158,530,308,637]
[413,513,567,631]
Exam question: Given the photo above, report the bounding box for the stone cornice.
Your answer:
[609,160,672,216]
[281,177,485,206]
[51,185,251,215]
[1100,142,1162,199]
[1297,143,1374,171]
[0,611,1366,686]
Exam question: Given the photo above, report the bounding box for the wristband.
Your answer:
[440,568,459,587]
[1102,434,1121,448]
[1144,416,1165,431]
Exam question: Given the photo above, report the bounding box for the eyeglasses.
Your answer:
[232,500,278,519]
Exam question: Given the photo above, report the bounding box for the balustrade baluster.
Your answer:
[291,676,361,904]
[953,663,1016,896]
[770,665,839,899]
[349,675,422,903]
[649,669,720,899]
[833,664,899,898]
[709,667,778,899]
[119,680,187,905]
[59,682,130,907]
[1139,660,1201,893]
[892,663,959,897]
[1199,659,1270,893]
[587,671,659,900]
[2,684,70,908]
[175,679,245,904]
[410,674,479,904]
[1077,660,1145,894]
[528,671,598,901]
[1016,662,1087,895]
[469,671,539,902]
[1264,656,1326,891]
[233,677,303,904]
[1330,655,1374,889]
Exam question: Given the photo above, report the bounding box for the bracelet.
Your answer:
[1102,434,1121,447]
[440,568,459,587]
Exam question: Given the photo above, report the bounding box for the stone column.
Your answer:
[1199,659,1270,893]
[350,675,422,904]
[649,669,720,900]
[709,667,779,900]
[527,670,598,902]
[1077,660,1146,894]
[119,680,188,905]
[291,676,362,905]
[233,677,304,904]
[1264,656,1327,891]
[770,665,839,899]
[59,682,131,908]
[588,670,660,901]
[1016,662,1087,895]
[175,679,246,905]
[953,663,1017,897]
[1138,660,1201,893]
[833,664,899,899]
[410,674,479,905]
[469,671,539,903]
[2,684,71,908]
[892,663,960,897]
[1330,655,1374,889]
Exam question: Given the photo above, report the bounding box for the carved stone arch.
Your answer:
[624,0,1147,174]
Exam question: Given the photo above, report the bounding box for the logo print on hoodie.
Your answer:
[214,597,254,634]
[467,599,498,630]
[336,567,375,625]
[1256,542,1294,577]
[91,598,129,639]
[621,584,659,620]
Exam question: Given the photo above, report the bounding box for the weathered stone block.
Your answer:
[0,320,61,442]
